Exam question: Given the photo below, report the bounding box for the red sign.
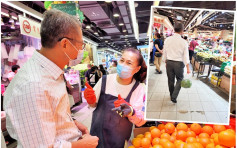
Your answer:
[23,20,31,33]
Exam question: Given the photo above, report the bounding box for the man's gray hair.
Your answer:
[174,23,184,33]
[40,9,82,48]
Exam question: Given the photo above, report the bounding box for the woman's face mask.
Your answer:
[117,64,135,79]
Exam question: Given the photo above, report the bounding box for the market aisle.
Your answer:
[146,61,229,124]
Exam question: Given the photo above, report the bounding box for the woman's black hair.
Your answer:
[122,48,147,83]
[12,65,20,73]
[99,64,104,70]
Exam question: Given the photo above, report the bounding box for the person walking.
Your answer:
[154,33,163,74]
[163,23,191,103]
[189,38,199,61]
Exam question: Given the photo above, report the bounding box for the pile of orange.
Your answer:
[129,123,236,148]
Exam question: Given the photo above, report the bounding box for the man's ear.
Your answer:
[60,38,67,49]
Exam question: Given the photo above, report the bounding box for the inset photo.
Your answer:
[146,6,236,124]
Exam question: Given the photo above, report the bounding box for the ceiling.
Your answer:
[1,1,235,51]
[153,7,235,32]
[1,1,152,51]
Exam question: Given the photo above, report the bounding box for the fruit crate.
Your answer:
[210,74,221,86]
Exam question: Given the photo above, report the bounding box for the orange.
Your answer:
[213,125,226,133]
[161,129,166,134]
[152,138,160,146]
[206,143,215,148]
[145,132,152,141]
[193,142,204,148]
[162,141,175,148]
[132,138,141,148]
[186,130,196,138]
[158,124,165,131]
[137,134,145,139]
[165,123,175,134]
[211,133,218,139]
[186,137,197,143]
[150,126,157,132]
[202,125,214,136]
[161,133,171,140]
[215,145,227,148]
[169,136,176,143]
[199,138,212,147]
[174,140,182,145]
[183,143,196,148]
[176,123,188,132]
[218,130,236,147]
[141,137,151,148]
[226,129,235,135]
[128,146,135,148]
[176,130,188,142]
[159,139,169,146]
[190,123,202,135]
[171,131,177,137]
[199,133,210,138]
[151,128,161,138]
[175,142,186,148]
[214,136,220,145]
[153,145,163,148]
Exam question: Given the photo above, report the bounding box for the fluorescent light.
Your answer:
[15,21,20,25]
[11,23,15,29]
[119,23,124,26]
[94,32,98,35]
[113,13,120,17]
[1,12,17,20]
[86,25,91,29]
[185,10,203,30]
[2,1,43,21]
[9,18,14,23]
[105,40,108,43]
[123,29,127,32]
[105,1,112,3]
[128,1,139,42]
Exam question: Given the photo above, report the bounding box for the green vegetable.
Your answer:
[181,79,192,88]
[44,1,52,9]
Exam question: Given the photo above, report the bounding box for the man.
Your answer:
[7,65,20,82]
[3,9,98,148]
[109,60,117,74]
[163,23,191,103]
[189,38,199,61]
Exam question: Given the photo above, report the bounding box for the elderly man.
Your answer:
[163,23,191,103]
[3,9,98,148]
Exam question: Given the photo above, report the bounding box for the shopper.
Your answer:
[163,23,191,103]
[189,38,199,61]
[84,48,146,148]
[85,64,92,83]
[105,67,109,75]
[109,60,117,74]
[99,64,106,75]
[154,33,163,74]
[149,40,154,65]
[3,9,98,148]
[7,65,20,82]
[87,66,100,87]
[160,33,165,43]
[184,36,189,44]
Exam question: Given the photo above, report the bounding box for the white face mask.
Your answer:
[64,40,84,67]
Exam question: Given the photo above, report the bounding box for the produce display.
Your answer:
[224,66,232,76]
[129,122,236,148]
[181,79,192,88]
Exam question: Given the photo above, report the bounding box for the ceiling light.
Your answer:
[123,29,127,32]
[105,1,112,3]
[9,16,14,23]
[1,18,4,25]
[86,24,91,29]
[128,1,139,42]
[10,23,15,29]
[113,7,120,17]
[94,32,98,35]
[119,23,124,26]
[105,40,108,43]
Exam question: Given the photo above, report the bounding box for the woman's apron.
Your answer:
[90,75,139,148]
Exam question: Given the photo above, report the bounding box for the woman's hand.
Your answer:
[114,94,131,108]
[112,103,134,117]
[84,82,96,104]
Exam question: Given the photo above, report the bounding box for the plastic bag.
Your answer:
[181,79,192,88]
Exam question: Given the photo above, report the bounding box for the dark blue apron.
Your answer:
[90,75,140,148]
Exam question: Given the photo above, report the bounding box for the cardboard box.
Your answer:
[133,127,150,138]
[220,75,230,92]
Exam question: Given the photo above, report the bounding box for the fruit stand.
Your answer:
[191,40,233,93]
[128,115,236,148]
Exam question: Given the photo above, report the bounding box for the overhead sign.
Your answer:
[19,15,41,39]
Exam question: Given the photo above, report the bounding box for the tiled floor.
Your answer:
[146,61,230,124]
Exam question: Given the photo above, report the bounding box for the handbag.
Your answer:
[155,52,162,57]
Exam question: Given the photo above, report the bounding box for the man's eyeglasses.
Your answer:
[58,37,86,50]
